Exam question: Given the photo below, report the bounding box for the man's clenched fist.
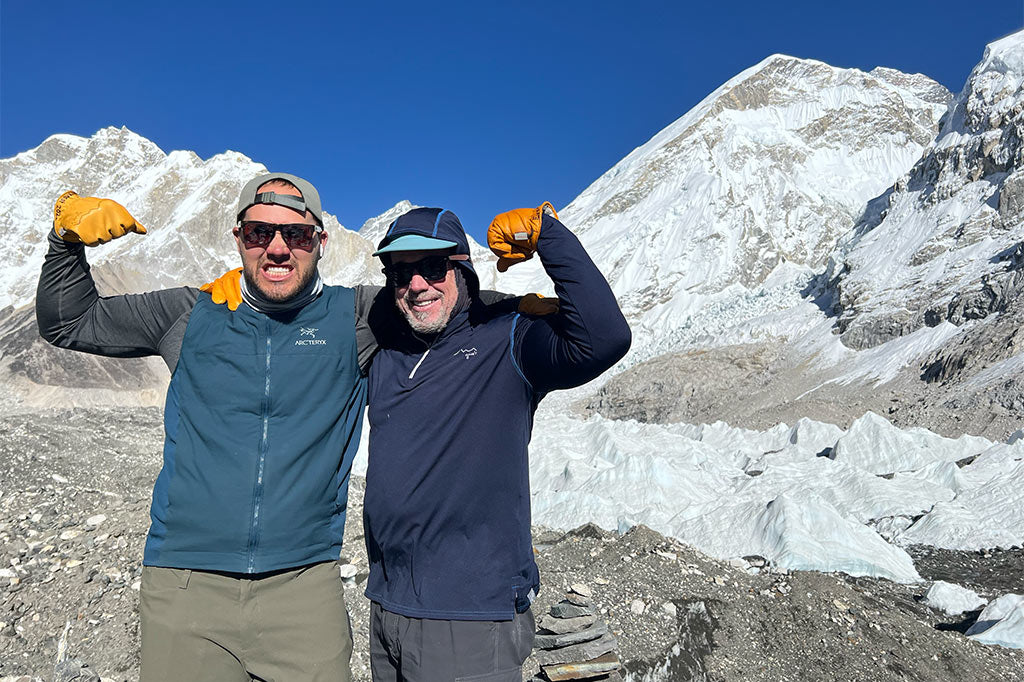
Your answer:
[53,191,147,246]
[487,202,557,272]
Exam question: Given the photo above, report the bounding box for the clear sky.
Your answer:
[1,1,1020,242]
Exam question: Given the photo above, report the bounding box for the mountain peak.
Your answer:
[358,200,416,242]
[979,28,1024,76]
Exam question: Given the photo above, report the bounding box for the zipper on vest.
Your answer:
[248,324,272,573]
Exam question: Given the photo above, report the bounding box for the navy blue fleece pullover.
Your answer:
[363,208,631,620]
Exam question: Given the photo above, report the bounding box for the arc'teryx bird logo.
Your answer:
[296,327,327,346]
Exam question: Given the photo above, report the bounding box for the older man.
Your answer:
[363,204,631,681]
[38,174,366,682]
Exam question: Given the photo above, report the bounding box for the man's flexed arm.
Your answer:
[491,206,631,393]
[37,193,197,365]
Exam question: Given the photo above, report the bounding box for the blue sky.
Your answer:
[1,2,1020,242]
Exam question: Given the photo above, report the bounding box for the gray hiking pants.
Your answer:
[369,601,535,681]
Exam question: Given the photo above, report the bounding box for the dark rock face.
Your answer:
[920,288,1024,385]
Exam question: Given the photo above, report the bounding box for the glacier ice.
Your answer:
[528,407,1017,583]
[924,580,987,616]
[966,593,1024,649]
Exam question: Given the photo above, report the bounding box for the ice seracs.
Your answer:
[924,580,987,616]
[528,408,1016,586]
[966,594,1024,649]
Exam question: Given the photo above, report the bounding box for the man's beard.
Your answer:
[243,262,317,303]
[401,296,455,333]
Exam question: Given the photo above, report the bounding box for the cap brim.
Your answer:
[373,234,458,256]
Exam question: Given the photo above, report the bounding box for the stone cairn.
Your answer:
[530,583,622,681]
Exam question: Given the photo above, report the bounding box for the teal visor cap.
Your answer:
[372,234,458,256]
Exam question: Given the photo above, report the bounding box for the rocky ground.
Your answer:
[582,331,1023,441]
[1,408,1022,681]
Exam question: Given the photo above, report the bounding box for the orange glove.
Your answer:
[487,202,558,272]
[518,293,559,316]
[199,268,243,311]
[53,191,147,246]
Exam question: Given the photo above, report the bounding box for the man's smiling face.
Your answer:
[390,250,459,334]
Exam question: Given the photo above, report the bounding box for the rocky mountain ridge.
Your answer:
[0,129,504,412]
[827,31,1024,351]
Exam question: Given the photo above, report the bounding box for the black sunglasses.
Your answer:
[382,255,462,287]
[238,221,321,251]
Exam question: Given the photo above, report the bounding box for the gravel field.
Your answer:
[1,408,1021,681]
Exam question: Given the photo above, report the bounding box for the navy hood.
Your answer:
[376,207,479,295]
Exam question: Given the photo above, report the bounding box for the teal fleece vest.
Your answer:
[144,287,366,574]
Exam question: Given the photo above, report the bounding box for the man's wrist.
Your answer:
[537,213,565,247]
[48,227,82,250]
[53,191,78,238]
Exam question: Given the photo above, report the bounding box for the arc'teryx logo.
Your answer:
[454,347,478,360]
[296,327,327,346]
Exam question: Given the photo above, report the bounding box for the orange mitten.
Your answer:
[53,191,147,246]
[487,202,557,272]
[199,268,243,311]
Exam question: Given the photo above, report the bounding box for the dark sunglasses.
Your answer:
[383,254,465,287]
[238,221,321,251]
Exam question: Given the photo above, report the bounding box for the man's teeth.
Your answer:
[266,266,290,274]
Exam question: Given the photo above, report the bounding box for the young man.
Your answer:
[38,174,365,682]
[363,204,631,681]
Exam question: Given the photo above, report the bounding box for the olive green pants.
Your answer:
[140,561,352,682]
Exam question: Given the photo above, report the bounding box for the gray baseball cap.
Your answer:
[236,172,323,225]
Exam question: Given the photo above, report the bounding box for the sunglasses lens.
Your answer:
[417,257,449,281]
[241,223,275,248]
[385,256,451,286]
[280,225,315,249]
[240,222,317,250]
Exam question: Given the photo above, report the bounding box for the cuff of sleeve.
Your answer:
[48,226,83,251]
[53,190,78,238]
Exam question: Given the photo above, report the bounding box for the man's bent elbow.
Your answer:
[581,317,632,383]
[595,309,631,363]
[608,320,632,366]
[36,311,59,346]
[35,305,72,348]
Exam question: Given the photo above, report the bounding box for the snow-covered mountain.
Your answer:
[0,126,380,311]
[499,54,950,363]
[827,31,1024,350]
[572,33,1024,443]
[0,129,503,317]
